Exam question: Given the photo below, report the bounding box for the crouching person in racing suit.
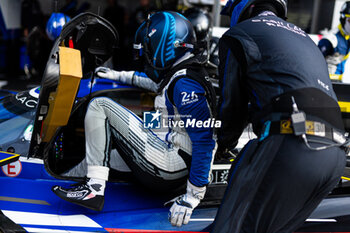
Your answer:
[52,11,217,227]
[211,0,347,233]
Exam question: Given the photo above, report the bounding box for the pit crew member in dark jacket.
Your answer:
[211,0,347,233]
[52,11,217,227]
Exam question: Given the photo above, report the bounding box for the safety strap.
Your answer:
[167,67,217,117]
[161,59,217,117]
[261,119,347,144]
[253,87,345,132]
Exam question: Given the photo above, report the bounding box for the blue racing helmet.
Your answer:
[46,13,71,41]
[221,0,287,26]
[133,11,196,82]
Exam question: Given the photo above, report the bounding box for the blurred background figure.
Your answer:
[182,7,220,82]
[103,0,126,69]
[124,0,156,69]
[60,0,91,18]
[21,0,88,82]
[21,0,48,81]
[318,1,350,82]
[0,0,345,90]
[0,0,22,79]
[60,0,77,17]
[24,9,70,81]
[184,8,212,44]
[183,8,212,64]
[129,0,155,31]
[21,0,44,37]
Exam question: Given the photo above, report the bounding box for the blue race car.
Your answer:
[0,12,230,233]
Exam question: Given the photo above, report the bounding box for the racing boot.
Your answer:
[52,177,105,211]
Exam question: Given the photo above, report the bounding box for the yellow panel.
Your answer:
[41,47,82,142]
[338,101,350,113]
[330,74,342,81]
[59,47,83,78]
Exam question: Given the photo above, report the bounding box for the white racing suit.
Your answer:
[67,67,217,190]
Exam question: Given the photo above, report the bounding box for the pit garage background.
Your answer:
[0,0,348,91]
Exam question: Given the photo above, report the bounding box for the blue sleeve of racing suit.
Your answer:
[172,78,216,187]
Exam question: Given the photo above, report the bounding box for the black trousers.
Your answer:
[211,134,346,233]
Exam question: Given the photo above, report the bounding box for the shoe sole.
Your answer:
[52,186,104,211]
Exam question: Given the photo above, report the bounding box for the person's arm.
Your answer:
[173,78,216,187]
[132,71,158,92]
[168,78,216,227]
[217,36,249,151]
[95,67,158,92]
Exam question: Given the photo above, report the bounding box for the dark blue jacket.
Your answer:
[218,12,339,149]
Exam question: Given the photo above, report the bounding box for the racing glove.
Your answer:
[168,180,206,227]
[95,67,134,85]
